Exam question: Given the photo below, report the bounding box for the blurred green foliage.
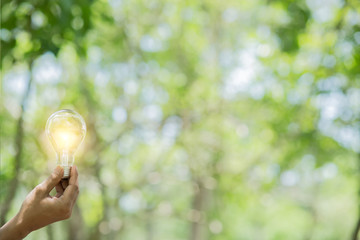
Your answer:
[1,0,360,239]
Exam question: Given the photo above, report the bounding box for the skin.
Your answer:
[0,165,79,240]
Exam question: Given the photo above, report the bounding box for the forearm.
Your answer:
[0,214,30,240]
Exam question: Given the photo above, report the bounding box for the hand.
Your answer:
[0,166,79,240]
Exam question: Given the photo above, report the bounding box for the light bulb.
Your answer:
[46,109,86,178]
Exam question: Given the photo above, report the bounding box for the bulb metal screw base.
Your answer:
[62,166,71,179]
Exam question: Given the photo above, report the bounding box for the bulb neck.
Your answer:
[57,150,75,179]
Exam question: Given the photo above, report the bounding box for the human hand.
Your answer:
[0,166,79,240]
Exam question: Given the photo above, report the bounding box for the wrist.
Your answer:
[13,213,31,239]
[0,214,31,240]
[0,216,26,240]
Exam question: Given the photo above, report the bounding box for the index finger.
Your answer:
[39,166,64,194]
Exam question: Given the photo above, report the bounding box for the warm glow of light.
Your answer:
[49,126,84,152]
[54,131,76,149]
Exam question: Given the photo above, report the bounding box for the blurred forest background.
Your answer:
[1,0,360,239]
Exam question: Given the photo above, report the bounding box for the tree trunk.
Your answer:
[146,210,154,240]
[351,153,360,240]
[46,224,54,240]
[190,181,207,240]
[352,217,360,240]
[68,204,85,240]
[0,75,33,225]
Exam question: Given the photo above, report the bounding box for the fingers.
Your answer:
[55,183,64,198]
[54,171,72,198]
[40,166,64,194]
[63,166,79,205]
[68,166,79,186]
[63,185,79,205]
[61,179,69,189]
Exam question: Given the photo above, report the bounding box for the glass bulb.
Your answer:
[46,109,86,178]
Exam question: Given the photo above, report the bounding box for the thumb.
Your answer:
[42,166,64,193]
